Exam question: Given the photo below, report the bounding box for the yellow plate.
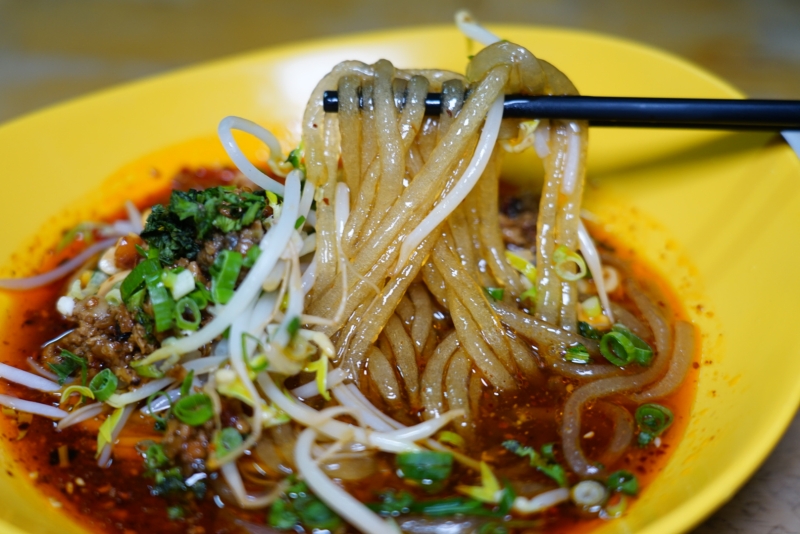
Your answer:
[0,24,798,534]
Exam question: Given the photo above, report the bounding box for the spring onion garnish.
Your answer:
[210,250,243,305]
[242,246,261,268]
[96,407,125,457]
[635,404,674,446]
[483,287,505,301]
[553,245,587,281]
[188,284,211,310]
[286,143,306,172]
[606,470,638,495]
[121,259,160,304]
[269,479,342,531]
[578,321,603,340]
[145,269,175,333]
[571,480,608,507]
[287,316,302,338]
[437,431,465,449]
[144,443,169,470]
[295,215,306,229]
[505,250,537,283]
[519,286,537,303]
[456,461,502,503]
[214,427,243,459]
[396,451,454,487]
[147,391,172,431]
[581,296,602,317]
[503,440,568,487]
[136,363,166,379]
[49,350,88,386]
[60,385,94,405]
[174,297,202,331]
[303,355,331,401]
[89,369,118,402]
[163,268,195,301]
[565,344,591,364]
[602,494,628,519]
[172,393,213,426]
[180,370,195,397]
[599,324,653,367]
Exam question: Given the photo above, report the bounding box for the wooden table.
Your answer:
[2,0,799,531]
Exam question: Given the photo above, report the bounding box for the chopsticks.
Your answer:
[322,91,800,131]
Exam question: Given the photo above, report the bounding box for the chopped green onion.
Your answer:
[167,506,184,520]
[603,494,628,519]
[60,385,94,404]
[269,499,299,529]
[502,439,568,487]
[49,350,88,386]
[242,246,261,268]
[484,287,505,301]
[295,495,341,530]
[456,461,501,503]
[180,370,195,397]
[188,283,211,310]
[104,288,123,306]
[437,431,465,449]
[89,369,118,402]
[635,403,674,446]
[581,296,602,317]
[145,270,175,333]
[121,259,160,304]
[600,324,653,367]
[396,451,453,486]
[174,297,201,331]
[498,483,516,515]
[367,491,414,516]
[164,269,195,300]
[136,363,165,378]
[210,250,243,305]
[606,470,639,495]
[214,427,243,459]
[519,286,537,303]
[172,393,213,426]
[553,245,587,281]
[286,144,305,171]
[541,443,557,462]
[565,343,591,364]
[408,497,486,516]
[96,407,125,456]
[303,355,330,401]
[505,250,537,283]
[294,215,306,229]
[144,443,169,470]
[147,391,172,431]
[578,321,603,340]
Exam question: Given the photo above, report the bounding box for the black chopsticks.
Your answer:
[322,91,800,131]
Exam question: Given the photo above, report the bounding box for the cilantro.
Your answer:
[48,350,88,386]
[141,187,270,266]
[503,440,568,487]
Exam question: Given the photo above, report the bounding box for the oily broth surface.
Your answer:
[0,137,698,534]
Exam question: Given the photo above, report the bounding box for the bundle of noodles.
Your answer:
[299,16,695,475]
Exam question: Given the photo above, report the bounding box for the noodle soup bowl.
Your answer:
[0,24,798,534]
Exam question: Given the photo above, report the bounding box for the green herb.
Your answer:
[147,391,172,431]
[502,440,568,487]
[141,204,200,265]
[367,491,415,516]
[151,466,187,496]
[89,369,118,402]
[174,297,201,331]
[606,470,638,495]
[172,394,213,426]
[408,497,490,516]
[479,523,510,534]
[144,443,169,470]
[48,350,88,386]
[166,505,184,520]
[214,427,243,459]
[541,443,557,462]
[269,499,299,529]
[294,215,306,229]
[136,362,165,379]
[180,370,194,397]
[268,478,341,531]
[145,270,175,332]
[600,324,653,367]
[635,403,674,446]
[188,283,212,310]
[242,246,261,268]
[578,321,603,340]
[286,145,305,172]
[565,343,591,364]
[396,451,453,487]
[210,250,243,305]
[484,287,505,301]
[498,482,516,515]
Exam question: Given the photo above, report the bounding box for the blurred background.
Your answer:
[1,0,800,124]
[1,0,800,532]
